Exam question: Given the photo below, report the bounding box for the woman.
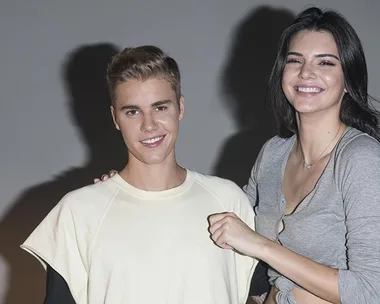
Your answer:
[209,7,380,304]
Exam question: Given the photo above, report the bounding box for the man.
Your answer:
[21,45,257,304]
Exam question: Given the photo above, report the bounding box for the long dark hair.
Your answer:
[268,7,380,139]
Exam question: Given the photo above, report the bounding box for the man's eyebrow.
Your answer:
[120,104,140,111]
[151,100,173,107]
[287,51,340,61]
[119,100,173,111]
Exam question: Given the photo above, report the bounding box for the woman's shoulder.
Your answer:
[336,127,380,159]
[260,134,295,157]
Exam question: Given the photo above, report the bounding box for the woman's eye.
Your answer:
[319,61,335,66]
[286,58,301,64]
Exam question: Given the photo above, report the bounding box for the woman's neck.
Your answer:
[296,113,345,165]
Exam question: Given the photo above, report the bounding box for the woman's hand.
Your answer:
[208,212,267,258]
[93,170,118,183]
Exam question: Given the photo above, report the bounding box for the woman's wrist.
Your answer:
[251,234,273,260]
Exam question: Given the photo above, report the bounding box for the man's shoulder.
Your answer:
[191,170,241,189]
[189,170,254,222]
[57,178,120,212]
[190,170,246,200]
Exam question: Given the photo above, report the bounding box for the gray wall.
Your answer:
[0,0,379,303]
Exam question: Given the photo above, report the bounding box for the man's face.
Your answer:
[111,78,184,167]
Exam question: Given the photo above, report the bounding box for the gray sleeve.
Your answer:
[337,135,380,304]
[243,168,258,209]
[243,142,266,209]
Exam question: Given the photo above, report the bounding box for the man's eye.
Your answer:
[155,106,167,112]
[126,110,139,116]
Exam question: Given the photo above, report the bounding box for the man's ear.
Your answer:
[178,95,185,121]
[110,106,120,130]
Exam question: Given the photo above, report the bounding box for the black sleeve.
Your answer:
[249,260,271,296]
[44,265,76,304]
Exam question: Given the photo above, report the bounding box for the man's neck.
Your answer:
[119,160,187,191]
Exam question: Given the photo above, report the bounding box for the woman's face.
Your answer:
[282,30,346,116]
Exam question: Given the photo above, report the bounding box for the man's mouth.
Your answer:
[140,135,166,147]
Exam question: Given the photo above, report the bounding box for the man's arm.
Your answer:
[44,265,76,304]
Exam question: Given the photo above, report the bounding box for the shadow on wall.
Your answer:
[213,6,294,296]
[214,5,294,187]
[0,43,126,304]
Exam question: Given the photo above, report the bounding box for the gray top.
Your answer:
[244,127,380,304]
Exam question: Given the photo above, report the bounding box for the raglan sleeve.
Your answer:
[20,194,88,304]
[336,136,380,304]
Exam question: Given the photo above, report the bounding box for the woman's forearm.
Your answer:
[257,240,340,304]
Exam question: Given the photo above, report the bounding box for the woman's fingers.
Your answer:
[109,170,118,177]
[93,170,119,183]
[208,212,237,226]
